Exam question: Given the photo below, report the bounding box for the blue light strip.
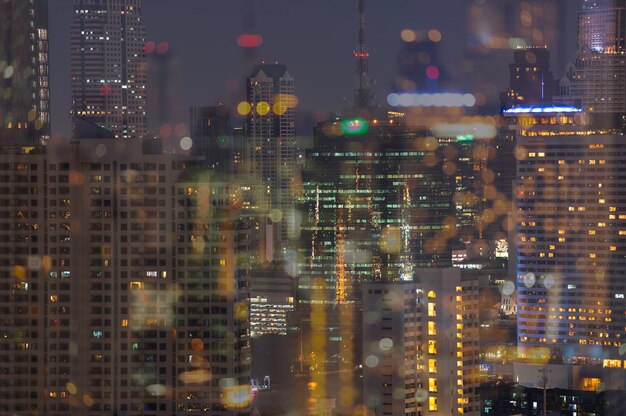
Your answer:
[503,105,583,114]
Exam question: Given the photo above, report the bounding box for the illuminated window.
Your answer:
[429,396,438,411]
[428,377,437,392]
[130,281,143,290]
[603,359,621,368]
[428,303,436,317]
[582,378,601,392]
[428,321,436,336]
[428,359,437,374]
[121,319,129,327]
[428,340,437,354]
[427,291,436,299]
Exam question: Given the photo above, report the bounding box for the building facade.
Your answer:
[246,64,297,255]
[0,0,50,146]
[0,139,252,416]
[509,105,626,363]
[362,269,480,416]
[70,0,149,138]
[557,0,626,113]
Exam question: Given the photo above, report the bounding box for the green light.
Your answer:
[340,118,369,135]
[456,134,474,142]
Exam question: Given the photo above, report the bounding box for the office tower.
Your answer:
[70,0,148,139]
[0,0,50,145]
[507,104,626,363]
[362,269,480,416]
[190,105,243,173]
[249,264,294,336]
[501,47,557,109]
[296,115,454,411]
[395,29,448,93]
[0,139,253,416]
[557,0,626,113]
[246,63,296,255]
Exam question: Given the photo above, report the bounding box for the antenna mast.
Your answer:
[353,0,374,108]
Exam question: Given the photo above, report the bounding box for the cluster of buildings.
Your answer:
[1,0,626,416]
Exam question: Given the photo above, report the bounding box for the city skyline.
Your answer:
[3,1,626,415]
[48,0,582,139]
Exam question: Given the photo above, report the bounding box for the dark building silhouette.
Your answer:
[501,47,557,109]
[0,0,50,145]
[190,105,242,173]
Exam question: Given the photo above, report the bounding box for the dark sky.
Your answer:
[49,0,581,139]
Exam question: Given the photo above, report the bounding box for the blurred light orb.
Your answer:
[3,65,13,79]
[156,41,169,54]
[502,280,515,296]
[543,274,555,289]
[144,41,156,54]
[428,29,442,42]
[95,144,107,158]
[523,272,536,288]
[414,389,428,403]
[379,338,393,351]
[256,101,270,115]
[222,385,253,409]
[425,65,440,80]
[269,208,283,223]
[237,34,263,48]
[179,136,193,151]
[365,355,379,368]
[66,382,77,395]
[147,384,167,396]
[400,29,417,42]
[237,101,252,116]
[340,118,369,135]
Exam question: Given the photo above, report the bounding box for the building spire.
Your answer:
[353,0,375,109]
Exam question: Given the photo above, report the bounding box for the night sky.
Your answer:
[48,0,581,140]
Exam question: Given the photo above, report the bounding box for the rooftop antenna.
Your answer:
[353,0,375,109]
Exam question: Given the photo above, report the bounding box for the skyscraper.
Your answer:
[0,0,50,146]
[295,115,454,408]
[70,0,148,139]
[557,0,626,113]
[508,105,626,363]
[362,269,480,416]
[501,47,557,109]
[190,105,242,173]
[0,139,253,416]
[246,63,296,255]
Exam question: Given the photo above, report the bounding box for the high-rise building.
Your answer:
[501,47,557,109]
[190,105,243,173]
[507,104,626,363]
[556,0,626,113]
[70,0,148,139]
[362,268,480,416]
[0,139,253,416]
[246,63,296,255]
[295,115,454,405]
[0,0,50,145]
[249,263,295,336]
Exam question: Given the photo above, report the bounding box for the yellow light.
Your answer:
[256,101,270,115]
[236,101,251,116]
